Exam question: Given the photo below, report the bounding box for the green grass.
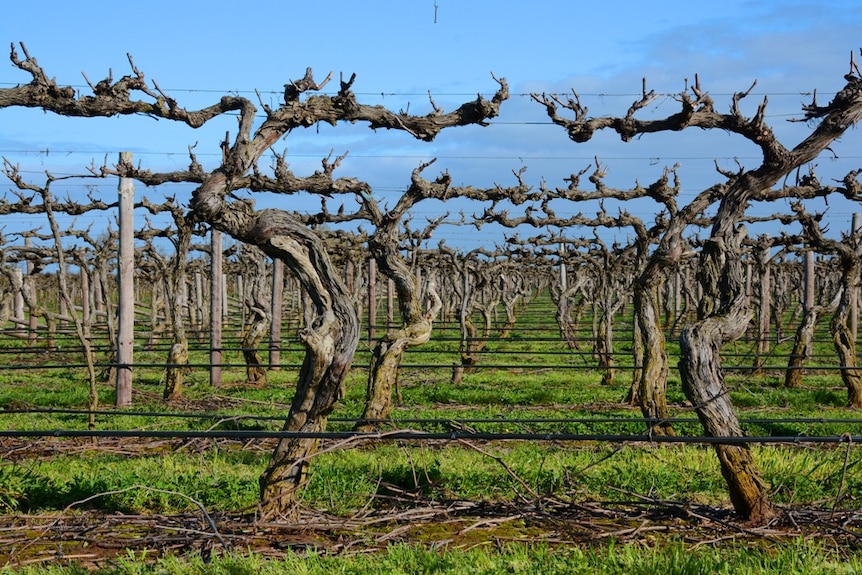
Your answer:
[3,295,862,570]
[0,450,262,514]
[3,440,859,516]
[2,539,860,574]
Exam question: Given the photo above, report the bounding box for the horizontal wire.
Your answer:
[1,149,824,161]
[0,428,855,444]
[0,361,856,372]
[0,82,818,99]
[4,406,862,427]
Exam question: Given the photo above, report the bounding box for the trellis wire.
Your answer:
[6,406,862,426]
[0,428,858,445]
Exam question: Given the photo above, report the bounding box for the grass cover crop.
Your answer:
[1,304,861,570]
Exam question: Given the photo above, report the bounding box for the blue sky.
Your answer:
[3,0,862,248]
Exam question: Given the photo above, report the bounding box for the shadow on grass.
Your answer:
[19,475,136,513]
[377,461,443,500]
[812,388,847,408]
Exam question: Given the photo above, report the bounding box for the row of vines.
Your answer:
[2,43,862,524]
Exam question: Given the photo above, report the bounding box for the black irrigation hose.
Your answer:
[5,407,862,427]
[0,361,858,372]
[0,428,858,444]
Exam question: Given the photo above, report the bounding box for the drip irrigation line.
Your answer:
[0,361,306,370]
[4,407,862,427]
[368,363,862,371]
[0,337,854,361]
[0,361,856,373]
[0,428,857,444]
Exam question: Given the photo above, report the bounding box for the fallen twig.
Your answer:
[5,484,228,567]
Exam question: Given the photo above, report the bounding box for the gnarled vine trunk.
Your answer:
[831,268,862,407]
[679,223,772,522]
[356,276,441,431]
[632,282,674,435]
[354,208,443,431]
[796,205,862,406]
[252,219,360,518]
[786,297,837,388]
[239,245,271,385]
[192,177,361,521]
[158,207,194,400]
[0,48,510,522]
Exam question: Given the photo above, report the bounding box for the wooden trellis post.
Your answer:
[803,250,815,356]
[12,267,24,337]
[79,265,90,326]
[368,258,377,343]
[115,152,134,407]
[24,238,37,344]
[559,243,568,291]
[269,258,284,370]
[210,228,223,387]
[387,278,395,335]
[852,213,861,344]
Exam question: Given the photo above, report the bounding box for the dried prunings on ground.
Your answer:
[1,434,861,567]
[1,498,860,569]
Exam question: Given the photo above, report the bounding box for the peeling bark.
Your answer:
[239,245,271,385]
[679,226,773,523]
[537,67,862,522]
[786,296,837,388]
[356,277,441,431]
[633,283,674,435]
[796,205,862,406]
[833,302,862,407]
[251,218,360,518]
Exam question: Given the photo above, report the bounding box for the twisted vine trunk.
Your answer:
[453,267,490,383]
[163,340,189,399]
[162,216,193,400]
[785,306,819,388]
[240,246,271,385]
[679,224,773,522]
[355,257,441,431]
[796,205,862,405]
[632,282,674,435]
[254,222,360,518]
[241,308,269,385]
[195,177,360,521]
[595,306,615,385]
[1,49,510,523]
[552,282,586,352]
[832,279,862,407]
[786,296,839,388]
[499,290,520,339]
[678,70,862,522]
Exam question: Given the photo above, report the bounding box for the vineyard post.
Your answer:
[24,238,37,343]
[345,259,354,293]
[12,267,24,337]
[79,262,90,326]
[804,250,815,355]
[237,274,245,326]
[387,278,394,335]
[852,213,861,343]
[115,151,134,407]
[269,257,284,370]
[559,242,568,291]
[210,228,223,387]
[368,257,377,343]
[755,241,772,373]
